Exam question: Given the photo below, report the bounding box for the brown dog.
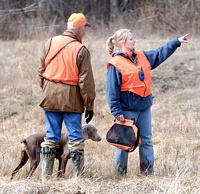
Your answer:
[11,124,101,180]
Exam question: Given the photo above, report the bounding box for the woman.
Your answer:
[106,29,190,175]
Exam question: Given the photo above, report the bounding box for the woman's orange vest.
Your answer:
[107,50,152,97]
[43,35,83,85]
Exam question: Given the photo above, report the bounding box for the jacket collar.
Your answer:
[63,29,82,43]
[112,50,137,60]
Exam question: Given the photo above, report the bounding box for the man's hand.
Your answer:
[85,110,94,123]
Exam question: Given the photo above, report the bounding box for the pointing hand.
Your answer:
[178,33,190,43]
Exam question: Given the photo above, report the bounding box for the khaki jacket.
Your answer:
[38,30,95,113]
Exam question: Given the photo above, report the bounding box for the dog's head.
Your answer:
[82,124,101,142]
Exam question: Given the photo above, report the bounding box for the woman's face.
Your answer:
[122,32,136,51]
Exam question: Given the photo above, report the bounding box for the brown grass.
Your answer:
[0,27,199,193]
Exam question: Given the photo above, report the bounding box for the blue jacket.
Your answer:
[106,37,181,118]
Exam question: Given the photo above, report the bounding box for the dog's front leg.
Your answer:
[59,150,70,177]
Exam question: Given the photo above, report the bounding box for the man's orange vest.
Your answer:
[107,50,152,97]
[43,35,83,85]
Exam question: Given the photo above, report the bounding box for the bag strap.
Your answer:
[46,39,77,66]
[128,123,140,152]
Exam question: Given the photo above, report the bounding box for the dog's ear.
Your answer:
[82,125,88,140]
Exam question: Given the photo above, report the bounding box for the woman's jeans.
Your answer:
[115,107,154,174]
[44,110,83,142]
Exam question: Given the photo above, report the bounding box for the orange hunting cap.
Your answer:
[67,13,91,27]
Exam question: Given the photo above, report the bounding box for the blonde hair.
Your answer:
[106,29,132,55]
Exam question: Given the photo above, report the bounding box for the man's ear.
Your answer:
[77,26,84,36]
[79,26,84,31]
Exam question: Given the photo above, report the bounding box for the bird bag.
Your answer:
[106,119,141,152]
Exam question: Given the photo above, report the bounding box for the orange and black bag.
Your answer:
[106,119,141,152]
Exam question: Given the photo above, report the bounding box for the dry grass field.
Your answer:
[0,27,199,194]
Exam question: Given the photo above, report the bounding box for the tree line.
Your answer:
[0,0,199,40]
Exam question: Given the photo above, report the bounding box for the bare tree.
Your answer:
[0,0,199,40]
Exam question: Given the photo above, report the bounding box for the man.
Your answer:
[38,13,95,181]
